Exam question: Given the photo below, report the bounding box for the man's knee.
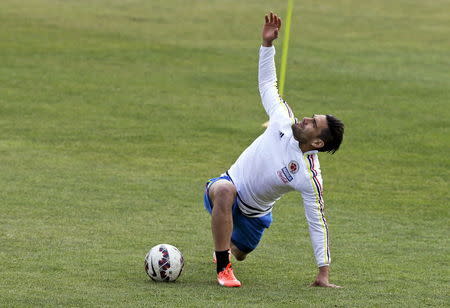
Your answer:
[231,243,248,261]
[209,181,236,207]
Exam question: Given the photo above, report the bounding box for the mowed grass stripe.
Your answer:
[1,0,448,306]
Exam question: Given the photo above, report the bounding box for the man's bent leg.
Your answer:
[209,180,236,252]
[208,180,241,287]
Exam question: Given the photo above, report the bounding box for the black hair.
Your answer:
[318,115,344,154]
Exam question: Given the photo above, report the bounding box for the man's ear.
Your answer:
[311,138,324,150]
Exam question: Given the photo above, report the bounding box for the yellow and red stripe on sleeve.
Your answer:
[303,153,330,265]
[278,95,295,124]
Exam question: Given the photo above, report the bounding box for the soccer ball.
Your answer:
[144,244,184,282]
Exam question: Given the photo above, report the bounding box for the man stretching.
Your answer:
[203,12,344,288]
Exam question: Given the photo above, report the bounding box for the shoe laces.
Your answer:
[219,263,237,280]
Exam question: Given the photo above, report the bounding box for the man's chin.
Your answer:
[291,125,304,140]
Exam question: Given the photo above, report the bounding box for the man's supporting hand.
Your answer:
[310,266,342,288]
[262,12,282,47]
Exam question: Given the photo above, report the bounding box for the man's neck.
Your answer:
[300,143,315,153]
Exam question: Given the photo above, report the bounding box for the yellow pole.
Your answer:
[279,0,294,97]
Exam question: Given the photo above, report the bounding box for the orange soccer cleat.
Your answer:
[217,263,241,287]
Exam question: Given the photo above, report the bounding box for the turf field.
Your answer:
[1,0,449,306]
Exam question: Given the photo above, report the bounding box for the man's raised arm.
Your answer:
[258,13,283,117]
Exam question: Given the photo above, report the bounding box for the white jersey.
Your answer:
[227,46,330,267]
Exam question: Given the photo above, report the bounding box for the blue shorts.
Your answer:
[203,175,272,253]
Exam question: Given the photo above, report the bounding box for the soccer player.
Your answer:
[203,12,344,288]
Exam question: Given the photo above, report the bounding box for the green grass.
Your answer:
[1,0,449,306]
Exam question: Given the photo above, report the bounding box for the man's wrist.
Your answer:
[262,40,273,47]
[318,266,329,276]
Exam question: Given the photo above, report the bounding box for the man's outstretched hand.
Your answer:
[262,12,282,47]
[310,266,343,288]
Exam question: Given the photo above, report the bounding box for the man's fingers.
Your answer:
[310,281,343,288]
[265,12,281,30]
[326,283,343,288]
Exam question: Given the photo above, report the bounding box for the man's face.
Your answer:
[291,114,328,148]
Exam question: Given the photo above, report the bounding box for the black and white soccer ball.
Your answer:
[144,244,184,282]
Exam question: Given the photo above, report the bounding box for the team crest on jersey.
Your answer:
[288,160,299,174]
